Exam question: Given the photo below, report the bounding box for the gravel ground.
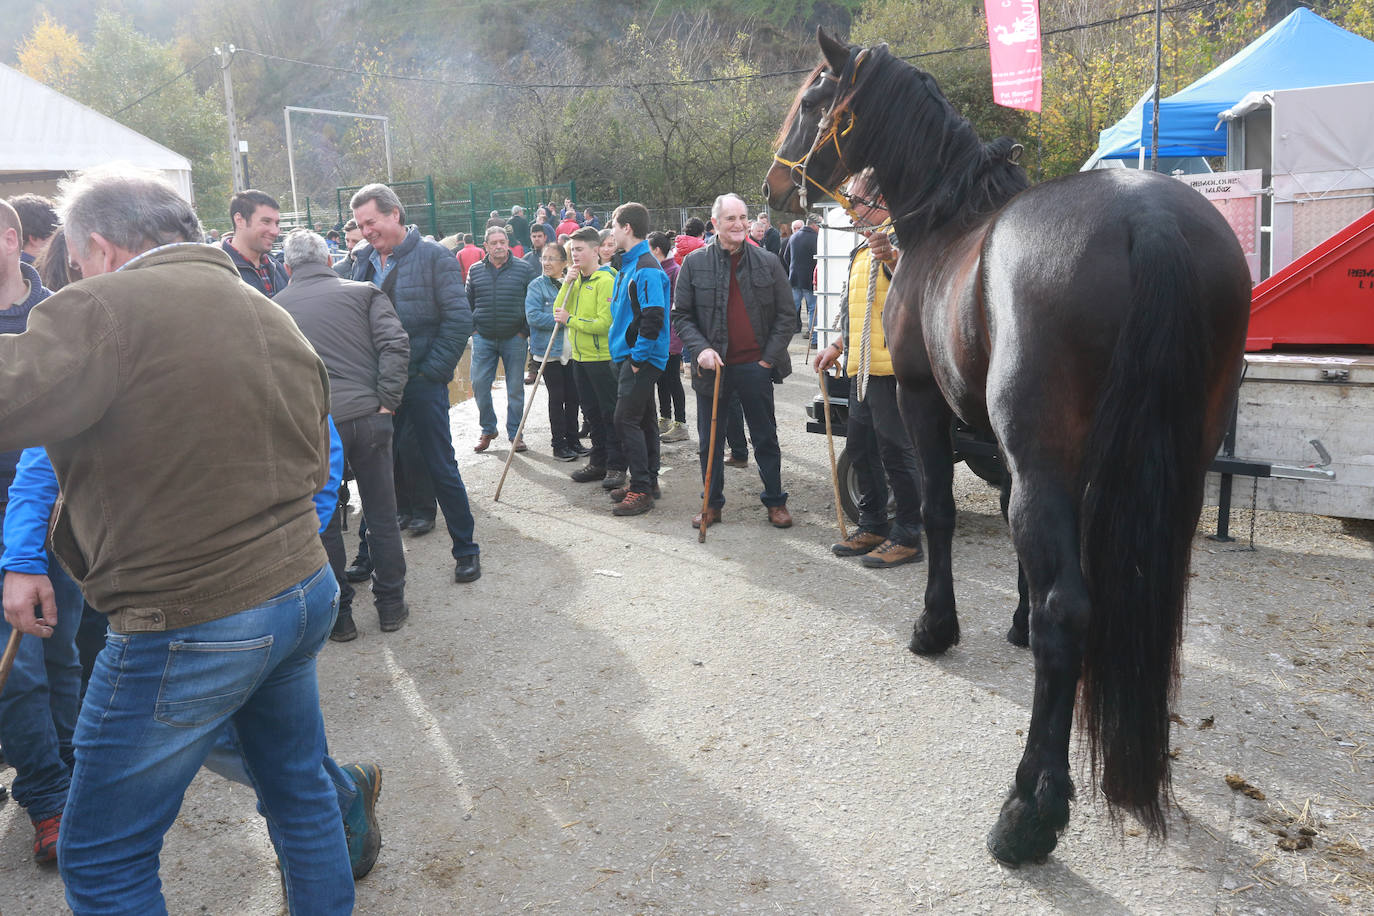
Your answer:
[3,339,1372,915]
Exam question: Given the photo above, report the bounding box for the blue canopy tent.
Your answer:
[1083,8,1374,169]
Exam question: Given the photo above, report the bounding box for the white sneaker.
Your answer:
[661,421,690,443]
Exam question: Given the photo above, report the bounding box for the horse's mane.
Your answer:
[840,46,1029,243]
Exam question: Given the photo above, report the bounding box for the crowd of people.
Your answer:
[0,167,915,913]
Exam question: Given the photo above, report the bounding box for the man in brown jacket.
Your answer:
[0,166,353,914]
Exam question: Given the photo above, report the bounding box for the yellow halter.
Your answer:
[772,51,867,220]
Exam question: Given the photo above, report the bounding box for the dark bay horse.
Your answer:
[766,30,1250,865]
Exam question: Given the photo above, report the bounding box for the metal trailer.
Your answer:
[801,203,1344,534]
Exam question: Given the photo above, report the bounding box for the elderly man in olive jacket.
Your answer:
[672,192,799,530]
[276,228,411,639]
[0,165,351,914]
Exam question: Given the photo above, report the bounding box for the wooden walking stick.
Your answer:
[0,629,21,697]
[818,370,849,541]
[494,329,560,502]
[697,365,724,543]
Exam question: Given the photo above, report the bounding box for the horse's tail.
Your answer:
[1077,207,1213,836]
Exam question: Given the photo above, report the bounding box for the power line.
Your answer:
[107,0,1227,110]
[111,53,215,116]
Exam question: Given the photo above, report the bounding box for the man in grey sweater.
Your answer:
[276,229,412,639]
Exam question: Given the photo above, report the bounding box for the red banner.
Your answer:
[984,0,1043,112]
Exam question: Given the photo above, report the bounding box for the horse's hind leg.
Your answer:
[1000,478,1030,648]
[897,380,959,654]
[986,473,1088,865]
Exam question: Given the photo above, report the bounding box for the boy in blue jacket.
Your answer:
[607,203,671,516]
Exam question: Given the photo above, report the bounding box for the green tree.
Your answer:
[17,10,231,213]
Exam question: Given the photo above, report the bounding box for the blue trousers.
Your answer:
[471,333,528,440]
[0,555,84,821]
[58,566,353,916]
[394,378,480,559]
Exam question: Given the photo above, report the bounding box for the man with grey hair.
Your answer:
[672,192,798,530]
[277,229,411,638]
[467,224,536,453]
[0,165,354,911]
[508,204,530,250]
[349,182,482,583]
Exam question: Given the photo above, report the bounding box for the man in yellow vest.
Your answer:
[813,217,923,567]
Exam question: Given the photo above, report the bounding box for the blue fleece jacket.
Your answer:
[0,261,51,498]
[1,418,345,575]
[609,239,670,370]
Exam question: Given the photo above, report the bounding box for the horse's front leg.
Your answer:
[897,379,959,654]
[987,471,1087,865]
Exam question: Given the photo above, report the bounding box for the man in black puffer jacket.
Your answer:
[466,226,536,453]
[350,183,483,584]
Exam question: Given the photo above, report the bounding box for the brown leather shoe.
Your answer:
[767,505,793,529]
[474,433,495,453]
[512,437,528,453]
[691,507,722,529]
[832,530,886,557]
[723,455,748,468]
[861,539,924,568]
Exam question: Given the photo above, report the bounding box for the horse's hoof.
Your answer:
[1005,623,1029,648]
[909,616,959,655]
[987,788,1062,866]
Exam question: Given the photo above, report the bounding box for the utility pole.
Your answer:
[1150,0,1162,172]
[216,45,245,192]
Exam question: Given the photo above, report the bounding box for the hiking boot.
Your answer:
[32,812,60,864]
[724,454,748,468]
[341,763,383,879]
[601,469,627,490]
[661,421,690,443]
[378,603,409,632]
[610,481,661,502]
[767,505,793,528]
[571,463,606,483]
[692,507,722,529]
[657,416,672,435]
[832,530,887,557]
[330,610,359,642]
[552,444,579,462]
[861,539,924,568]
[612,491,655,516]
[569,440,591,456]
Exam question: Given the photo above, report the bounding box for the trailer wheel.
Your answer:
[834,445,896,526]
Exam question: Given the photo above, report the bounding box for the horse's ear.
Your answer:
[817,27,850,74]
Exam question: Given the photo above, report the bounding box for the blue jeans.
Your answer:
[792,286,816,333]
[0,555,84,821]
[394,378,480,559]
[59,565,353,916]
[470,333,528,440]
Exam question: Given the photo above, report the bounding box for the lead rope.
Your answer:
[854,247,879,403]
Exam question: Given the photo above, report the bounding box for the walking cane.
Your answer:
[494,329,560,502]
[697,365,724,543]
[0,629,21,696]
[819,371,849,541]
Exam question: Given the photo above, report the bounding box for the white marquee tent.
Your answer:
[0,62,194,202]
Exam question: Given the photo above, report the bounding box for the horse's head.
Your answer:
[765,29,876,214]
